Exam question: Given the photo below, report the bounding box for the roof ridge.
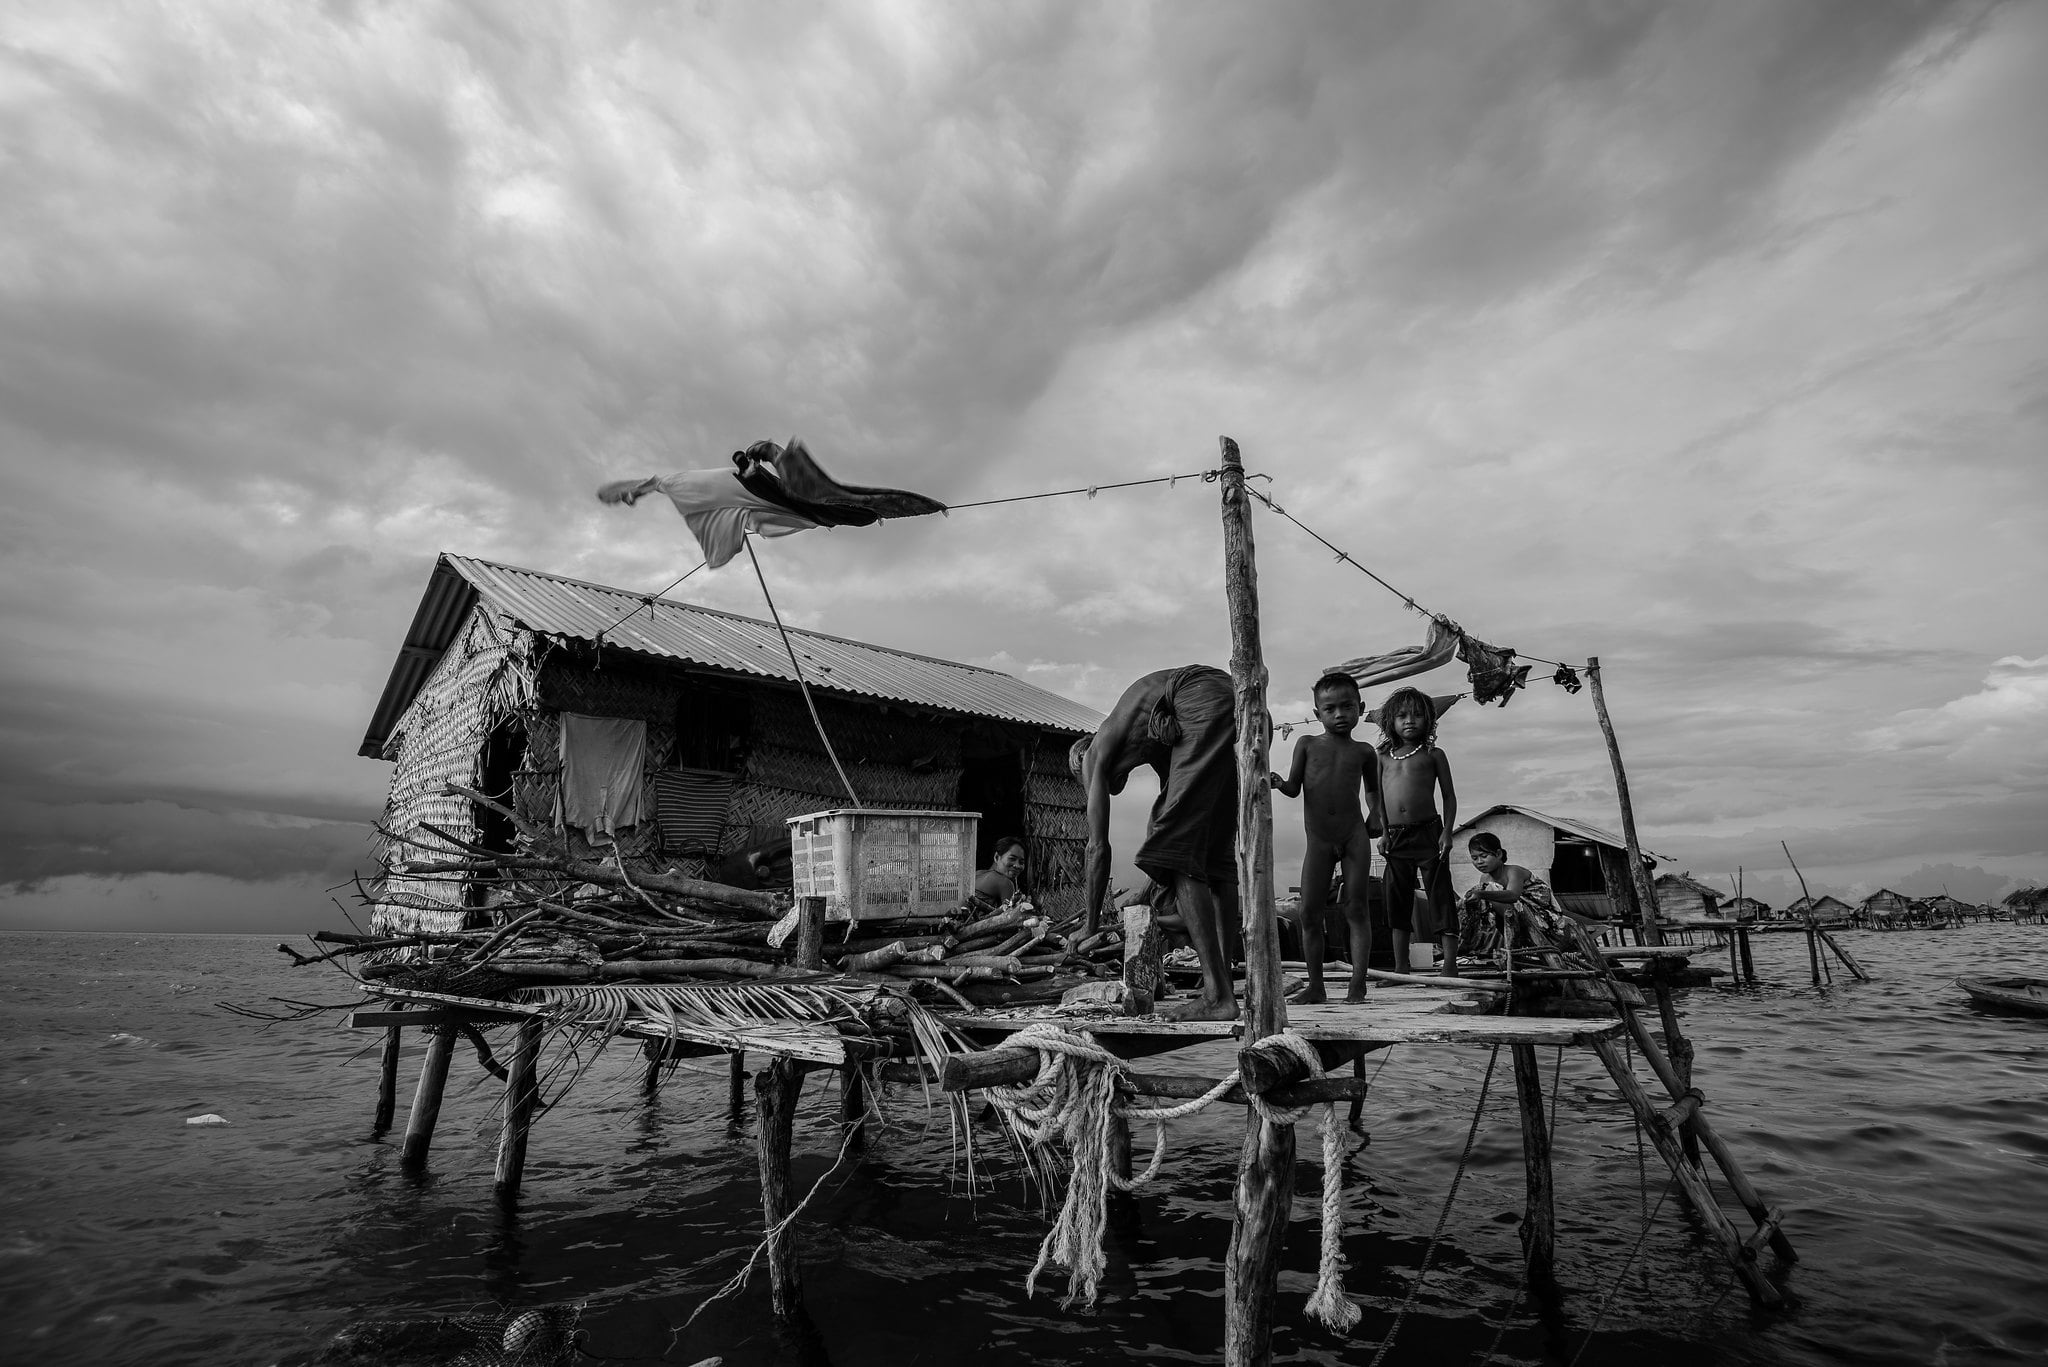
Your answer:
[447,552,1015,678]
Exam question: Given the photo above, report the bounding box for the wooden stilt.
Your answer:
[1347,1053,1367,1133]
[755,1057,806,1319]
[1650,973,1701,1167]
[1218,435,1293,1367]
[494,1018,543,1202]
[1816,925,1868,981]
[1805,921,1822,986]
[1736,924,1757,984]
[401,1023,458,1170]
[374,1025,401,1133]
[839,1065,867,1148]
[642,1038,667,1093]
[1588,1037,1779,1304]
[1108,1113,1133,1183]
[728,1050,747,1117]
[1585,657,1664,946]
[1511,1044,1558,1297]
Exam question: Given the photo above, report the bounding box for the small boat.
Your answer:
[1957,977,2048,1016]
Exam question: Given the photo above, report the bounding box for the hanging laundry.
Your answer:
[1458,634,1531,707]
[1324,616,1460,689]
[599,438,945,569]
[1551,663,1583,694]
[559,713,647,838]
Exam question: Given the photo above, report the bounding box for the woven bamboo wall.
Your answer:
[372,610,535,934]
[1022,736,1087,920]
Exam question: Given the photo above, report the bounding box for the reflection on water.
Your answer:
[1,927,2044,1366]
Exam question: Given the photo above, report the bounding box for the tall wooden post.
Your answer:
[373,1025,402,1133]
[401,1023,458,1170]
[756,1057,806,1319]
[1218,436,1295,1367]
[728,1050,748,1118]
[1586,657,1663,946]
[494,1018,543,1202]
[1511,1044,1557,1297]
[793,896,827,971]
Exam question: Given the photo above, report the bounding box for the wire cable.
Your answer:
[944,468,1222,510]
[742,535,862,808]
[592,559,709,646]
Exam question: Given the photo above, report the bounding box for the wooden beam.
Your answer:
[793,895,827,971]
[400,1024,458,1170]
[1219,434,1292,1367]
[1511,1044,1557,1298]
[373,1025,401,1133]
[494,1018,543,1202]
[755,1057,806,1319]
[1585,657,1664,946]
[926,1052,1370,1107]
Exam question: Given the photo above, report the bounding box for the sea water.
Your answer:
[1,926,2043,1366]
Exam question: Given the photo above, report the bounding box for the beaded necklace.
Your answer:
[1387,741,1428,762]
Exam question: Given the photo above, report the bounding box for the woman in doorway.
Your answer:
[976,836,1028,903]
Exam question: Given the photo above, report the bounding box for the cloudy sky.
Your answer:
[3,0,2043,932]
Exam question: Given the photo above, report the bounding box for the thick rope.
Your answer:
[977,1023,1358,1328]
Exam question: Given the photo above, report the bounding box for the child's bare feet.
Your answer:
[1345,984,1369,1003]
[1159,994,1240,1022]
[1297,981,1328,1005]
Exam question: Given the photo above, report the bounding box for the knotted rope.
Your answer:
[979,1023,1359,1331]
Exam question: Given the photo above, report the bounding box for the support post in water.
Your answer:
[494,1018,544,1202]
[1217,435,1295,1367]
[1511,1044,1558,1298]
[373,1025,401,1133]
[728,1051,747,1117]
[401,1023,459,1170]
[1586,657,1664,946]
[755,1057,806,1319]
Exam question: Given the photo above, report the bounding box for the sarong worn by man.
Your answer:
[1075,665,1241,1022]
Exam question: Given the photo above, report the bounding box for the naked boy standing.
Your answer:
[1270,672,1381,1002]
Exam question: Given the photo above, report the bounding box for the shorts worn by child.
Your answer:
[1380,814,1456,939]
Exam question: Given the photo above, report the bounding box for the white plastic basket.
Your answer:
[786,809,980,923]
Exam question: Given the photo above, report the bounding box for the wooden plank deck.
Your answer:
[943,986,1625,1050]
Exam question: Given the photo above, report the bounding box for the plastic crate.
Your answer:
[786,809,980,922]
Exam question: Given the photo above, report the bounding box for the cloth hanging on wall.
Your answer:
[652,767,737,853]
[559,712,647,837]
[598,438,945,569]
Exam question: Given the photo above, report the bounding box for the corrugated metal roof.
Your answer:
[1454,803,1674,865]
[361,553,1103,757]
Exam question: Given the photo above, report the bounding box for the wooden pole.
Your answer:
[401,1024,458,1170]
[373,1025,401,1133]
[1737,923,1756,984]
[1805,922,1822,986]
[728,1051,747,1118]
[1650,973,1701,1167]
[839,1065,867,1149]
[1218,435,1294,1367]
[494,1018,543,1202]
[1511,1044,1558,1298]
[1585,657,1664,946]
[755,1057,806,1319]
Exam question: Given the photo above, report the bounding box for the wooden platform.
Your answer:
[943,986,1625,1052]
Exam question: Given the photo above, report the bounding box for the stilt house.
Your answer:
[1856,888,1915,924]
[1653,872,1725,923]
[359,554,1102,934]
[1786,894,1853,920]
[1449,805,1670,925]
[1724,895,1772,921]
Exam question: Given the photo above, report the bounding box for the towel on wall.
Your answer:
[559,712,647,838]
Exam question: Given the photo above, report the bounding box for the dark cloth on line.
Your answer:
[734,439,948,522]
[1380,814,1455,937]
[1458,633,1531,707]
[559,713,647,838]
[1132,665,1240,889]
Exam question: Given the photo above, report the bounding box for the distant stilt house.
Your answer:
[1652,872,1724,924]
[1916,894,1972,922]
[1855,888,1915,926]
[1450,805,1670,926]
[1724,895,1772,922]
[2003,887,2045,921]
[1787,893,1854,921]
[359,554,1103,935]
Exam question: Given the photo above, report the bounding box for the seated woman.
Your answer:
[974,836,1029,903]
[1459,831,1567,962]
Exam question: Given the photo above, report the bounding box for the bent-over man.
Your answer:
[1072,664,1240,1022]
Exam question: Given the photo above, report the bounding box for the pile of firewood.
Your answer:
[278,781,1132,1008]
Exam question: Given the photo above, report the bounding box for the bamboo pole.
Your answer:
[1218,435,1294,1367]
[1585,657,1664,946]
[494,1018,543,1202]
[401,1024,458,1170]
[755,1057,806,1319]
[1511,1044,1557,1298]
[373,1025,401,1133]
